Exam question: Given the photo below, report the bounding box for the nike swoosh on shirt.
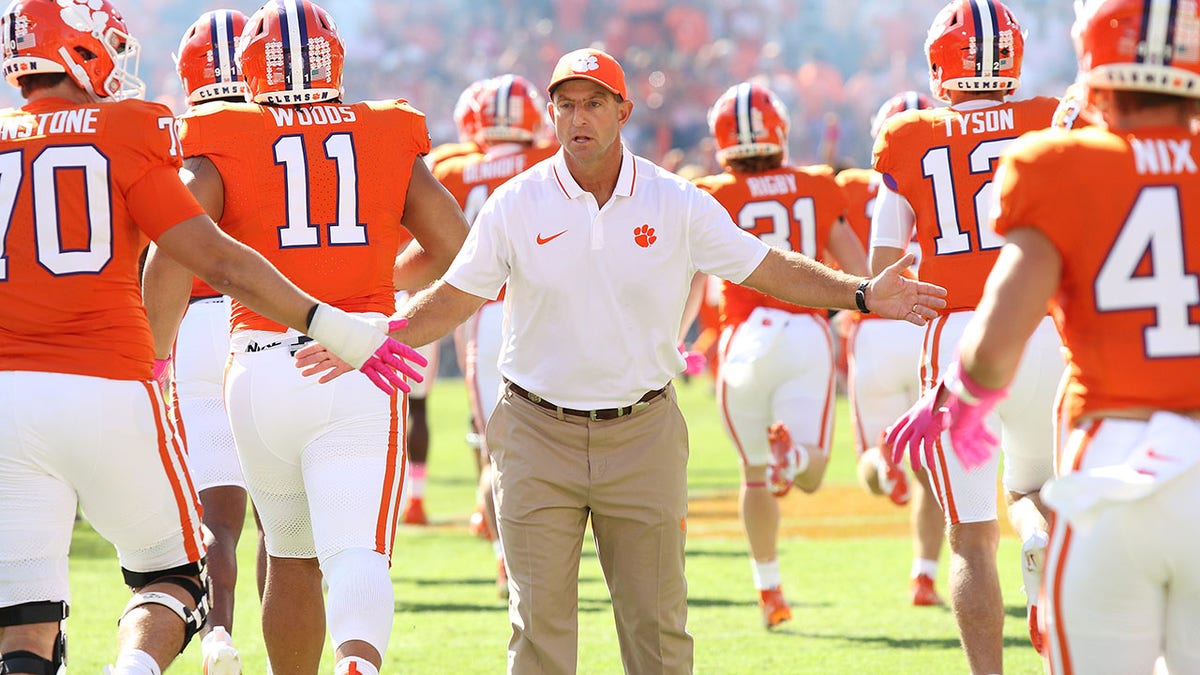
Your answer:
[536,230,568,245]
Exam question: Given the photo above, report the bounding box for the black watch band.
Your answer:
[855,279,871,314]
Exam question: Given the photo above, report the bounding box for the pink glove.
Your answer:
[678,343,707,376]
[884,382,947,472]
[885,360,1008,471]
[151,357,171,389]
[941,360,1008,469]
[359,318,428,396]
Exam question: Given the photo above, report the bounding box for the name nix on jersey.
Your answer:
[1132,138,1197,175]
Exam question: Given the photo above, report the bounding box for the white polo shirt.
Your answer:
[444,144,769,409]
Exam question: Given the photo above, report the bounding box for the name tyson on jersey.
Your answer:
[943,108,1014,137]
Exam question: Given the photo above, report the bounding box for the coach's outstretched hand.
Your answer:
[863,253,948,325]
[303,308,425,394]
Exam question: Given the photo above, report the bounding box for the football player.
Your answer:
[141,1,469,673]
[0,0,422,673]
[432,73,558,599]
[890,1,1200,671]
[837,90,948,608]
[169,10,254,672]
[870,0,1070,669]
[694,82,868,629]
[396,77,491,527]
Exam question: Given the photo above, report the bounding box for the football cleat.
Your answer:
[401,497,427,525]
[758,587,792,629]
[468,506,494,541]
[1021,530,1049,654]
[201,626,241,675]
[766,423,800,497]
[876,451,912,506]
[910,574,945,607]
[497,558,510,600]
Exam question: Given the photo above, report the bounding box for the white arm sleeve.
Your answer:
[869,183,916,250]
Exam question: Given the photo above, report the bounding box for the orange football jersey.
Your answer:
[694,165,848,329]
[179,99,431,332]
[994,126,1200,425]
[0,98,205,381]
[426,140,481,173]
[834,167,879,252]
[872,97,1059,310]
[433,142,557,223]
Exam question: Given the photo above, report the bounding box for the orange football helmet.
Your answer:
[708,82,790,166]
[1073,0,1200,98]
[239,0,344,105]
[477,74,546,144]
[1,0,144,100]
[453,79,486,143]
[870,90,937,138]
[176,10,249,104]
[925,0,1025,101]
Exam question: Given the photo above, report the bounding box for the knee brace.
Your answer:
[321,547,394,656]
[119,559,211,653]
[0,601,68,674]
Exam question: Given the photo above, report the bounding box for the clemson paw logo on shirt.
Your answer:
[634,224,656,248]
[571,55,600,73]
[57,0,111,35]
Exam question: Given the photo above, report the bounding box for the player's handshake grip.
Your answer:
[305,304,427,395]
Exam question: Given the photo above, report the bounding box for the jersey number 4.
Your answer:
[274,133,367,248]
[1096,185,1200,358]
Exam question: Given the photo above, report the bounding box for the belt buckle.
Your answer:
[590,409,603,422]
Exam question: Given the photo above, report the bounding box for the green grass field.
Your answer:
[63,378,1043,673]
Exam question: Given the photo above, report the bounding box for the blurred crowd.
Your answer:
[7,0,1079,172]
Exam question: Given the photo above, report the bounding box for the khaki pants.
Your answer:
[487,383,693,675]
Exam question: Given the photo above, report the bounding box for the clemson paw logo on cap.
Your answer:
[571,54,600,74]
[634,224,656,248]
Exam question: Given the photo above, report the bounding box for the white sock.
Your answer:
[335,656,379,675]
[752,559,782,591]
[111,650,161,675]
[911,558,939,579]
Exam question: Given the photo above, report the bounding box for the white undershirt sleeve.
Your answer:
[869,183,916,250]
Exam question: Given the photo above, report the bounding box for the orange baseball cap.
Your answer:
[547,48,628,100]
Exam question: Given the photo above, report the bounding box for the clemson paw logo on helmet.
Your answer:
[57,0,110,34]
[571,55,599,74]
[634,224,656,248]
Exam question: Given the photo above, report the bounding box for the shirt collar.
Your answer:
[552,143,637,200]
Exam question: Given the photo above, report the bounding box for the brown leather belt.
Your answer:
[505,379,665,421]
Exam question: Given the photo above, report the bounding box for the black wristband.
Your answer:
[305,303,320,329]
[855,279,871,314]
